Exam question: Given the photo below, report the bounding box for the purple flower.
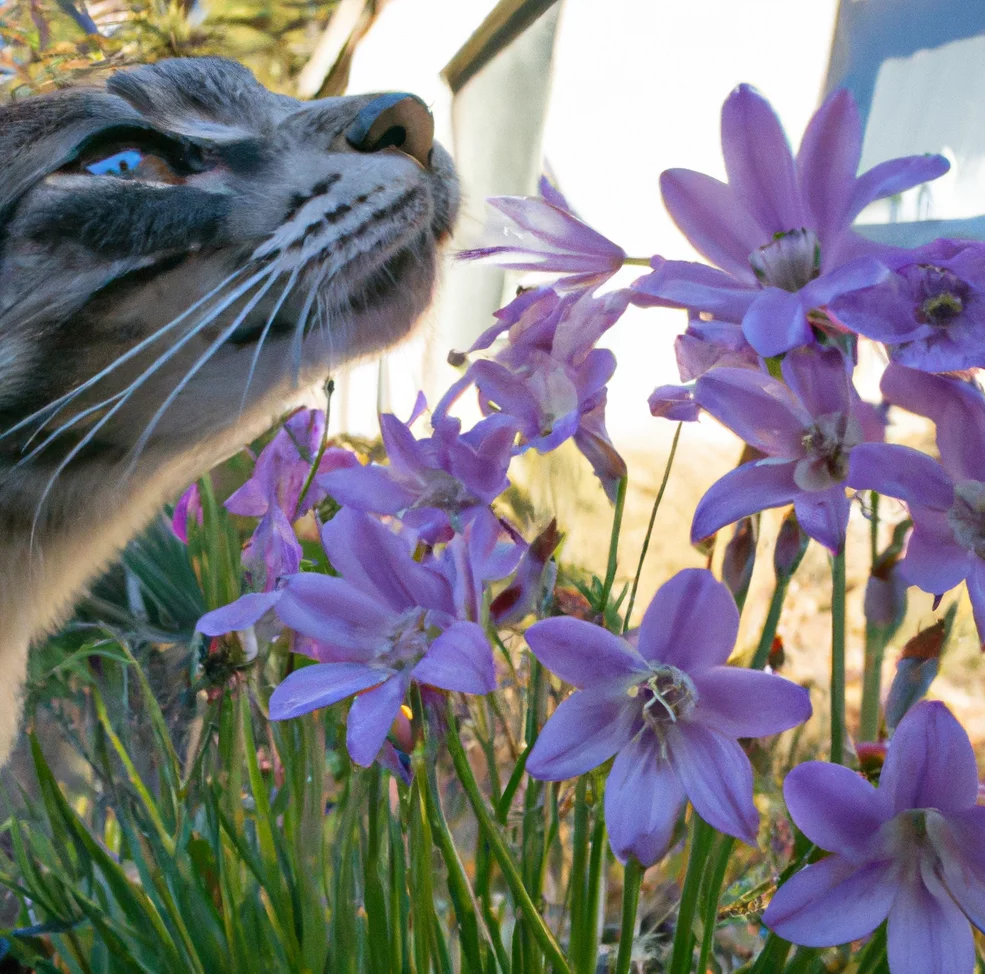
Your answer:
[763,701,985,974]
[633,86,949,356]
[881,364,985,647]
[197,509,496,766]
[318,399,518,543]
[458,174,627,292]
[466,289,631,501]
[171,482,202,543]
[524,569,811,865]
[691,347,951,552]
[225,408,358,520]
[241,505,303,593]
[831,239,985,373]
[489,519,561,625]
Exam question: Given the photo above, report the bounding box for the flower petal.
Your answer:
[796,89,860,249]
[695,366,808,456]
[269,662,388,721]
[930,806,985,931]
[721,83,803,237]
[659,168,762,282]
[899,509,969,594]
[412,622,496,694]
[847,443,955,510]
[320,508,454,614]
[690,667,812,738]
[666,722,758,843]
[965,560,985,650]
[277,573,392,659]
[762,855,898,946]
[317,464,417,514]
[524,616,648,689]
[793,486,850,553]
[849,154,950,223]
[780,345,851,419]
[605,729,686,867]
[637,569,739,671]
[525,686,638,781]
[800,257,890,309]
[782,761,891,856]
[197,591,282,636]
[879,700,979,814]
[692,460,798,544]
[881,364,985,483]
[630,260,757,322]
[346,672,411,767]
[742,288,813,357]
[887,865,975,974]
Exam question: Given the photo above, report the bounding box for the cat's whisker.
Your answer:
[26,264,281,546]
[18,265,274,466]
[127,272,283,473]
[6,264,257,448]
[238,265,301,420]
[290,277,320,386]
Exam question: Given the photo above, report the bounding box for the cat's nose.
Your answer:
[345,93,434,168]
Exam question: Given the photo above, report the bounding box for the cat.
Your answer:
[0,56,459,765]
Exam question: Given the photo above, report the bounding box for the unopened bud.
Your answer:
[723,516,757,606]
[774,509,809,580]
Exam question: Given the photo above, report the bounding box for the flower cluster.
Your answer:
[180,81,985,974]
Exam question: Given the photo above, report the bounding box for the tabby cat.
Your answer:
[0,56,459,764]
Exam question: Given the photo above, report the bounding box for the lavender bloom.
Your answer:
[467,289,631,501]
[764,701,985,974]
[880,364,985,646]
[318,400,518,543]
[171,482,202,543]
[525,569,811,865]
[633,86,949,356]
[831,239,985,373]
[241,505,302,593]
[458,174,627,292]
[691,347,950,552]
[225,408,358,520]
[198,509,496,766]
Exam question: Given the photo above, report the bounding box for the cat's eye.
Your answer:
[83,147,184,185]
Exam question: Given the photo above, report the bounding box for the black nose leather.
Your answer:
[345,93,434,168]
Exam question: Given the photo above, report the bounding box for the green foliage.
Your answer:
[0,0,342,98]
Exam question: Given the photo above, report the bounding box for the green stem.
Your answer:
[446,707,571,974]
[583,787,607,974]
[293,377,334,519]
[623,256,653,266]
[831,548,847,765]
[600,476,628,614]
[668,815,715,974]
[613,857,643,974]
[750,577,789,670]
[695,835,734,974]
[568,777,590,971]
[860,491,883,742]
[625,423,683,631]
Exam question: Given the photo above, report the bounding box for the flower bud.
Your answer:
[773,509,809,580]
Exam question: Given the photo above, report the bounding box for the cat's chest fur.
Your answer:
[0,56,459,764]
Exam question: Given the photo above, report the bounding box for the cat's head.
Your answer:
[0,56,458,490]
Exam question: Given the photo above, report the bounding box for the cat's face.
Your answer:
[0,56,458,483]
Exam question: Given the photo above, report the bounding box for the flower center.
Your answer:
[793,411,862,491]
[910,264,968,327]
[413,470,479,513]
[381,608,439,670]
[749,229,821,292]
[629,665,698,731]
[947,480,985,558]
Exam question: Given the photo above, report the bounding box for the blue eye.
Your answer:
[85,149,143,176]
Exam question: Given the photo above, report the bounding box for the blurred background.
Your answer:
[4,0,985,736]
